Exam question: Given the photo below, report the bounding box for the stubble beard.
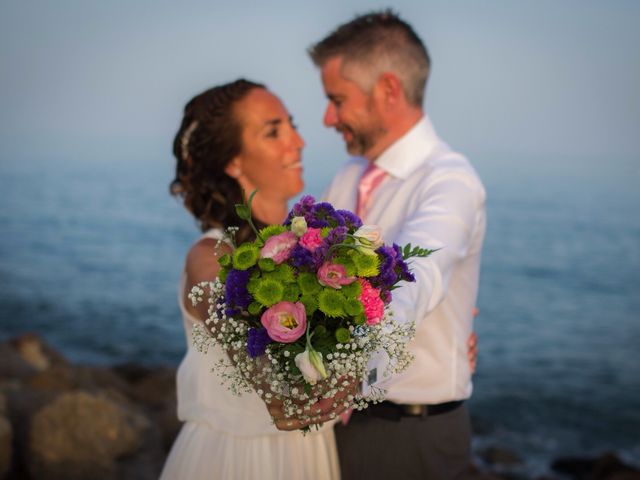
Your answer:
[341,123,387,157]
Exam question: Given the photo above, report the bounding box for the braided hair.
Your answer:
[170,79,267,243]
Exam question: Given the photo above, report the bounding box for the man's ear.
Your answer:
[225,157,243,179]
[375,72,403,107]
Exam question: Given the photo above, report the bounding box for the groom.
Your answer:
[308,10,486,479]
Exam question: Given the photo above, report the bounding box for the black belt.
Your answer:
[359,400,464,421]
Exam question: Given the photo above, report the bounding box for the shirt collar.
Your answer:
[374,115,438,180]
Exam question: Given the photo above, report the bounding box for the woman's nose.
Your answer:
[290,127,305,150]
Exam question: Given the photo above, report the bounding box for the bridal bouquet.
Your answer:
[190,194,434,429]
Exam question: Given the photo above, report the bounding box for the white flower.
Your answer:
[291,216,308,237]
[353,225,383,254]
[295,349,327,384]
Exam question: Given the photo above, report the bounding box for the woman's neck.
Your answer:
[249,194,288,225]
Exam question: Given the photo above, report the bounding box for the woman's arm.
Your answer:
[183,237,231,322]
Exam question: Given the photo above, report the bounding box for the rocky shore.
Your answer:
[0,333,638,480]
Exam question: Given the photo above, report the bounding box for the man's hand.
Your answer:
[468,332,478,374]
[468,307,479,374]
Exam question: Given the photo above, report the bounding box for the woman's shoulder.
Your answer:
[185,230,233,283]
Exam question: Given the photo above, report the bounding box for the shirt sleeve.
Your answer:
[389,169,484,327]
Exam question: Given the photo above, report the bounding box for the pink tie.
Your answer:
[356,163,387,218]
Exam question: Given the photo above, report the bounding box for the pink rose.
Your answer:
[299,228,323,252]
[317,262,355,289]
[260,231,297,264]
[261,301,307,343]
[358,279,385,325]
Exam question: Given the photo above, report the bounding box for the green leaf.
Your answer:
[235,204,251,221]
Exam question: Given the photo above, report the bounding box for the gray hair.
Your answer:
[308,9,430,107]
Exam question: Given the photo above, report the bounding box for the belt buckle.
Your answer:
[403,404,427,417]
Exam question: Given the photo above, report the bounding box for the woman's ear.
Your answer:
[225,157,243,179]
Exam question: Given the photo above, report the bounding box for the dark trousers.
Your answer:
[335,403,472,480]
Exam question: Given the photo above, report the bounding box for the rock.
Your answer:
[0,342,37,381]
[0,406,11,479]
[126,366,176,409]
[552,452,640,480]
[111,364,180,452]
[73,365,134,400]
[112,362,156,383]
[153,399,181,452]
[26,391,150,480]
[465,462,511,479]
[480,446,523,467]
[27,364,76,392]
[10,332,68,371]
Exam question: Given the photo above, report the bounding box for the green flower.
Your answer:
[259,225,287,240]
[353,314,366,326]
[218,266,230,283]
[332,254,357,277]
[300,295,318,316]
[283,283,301,302]
[232,244,260,270]
[343,298,364,316]
[253,278,284,307]
[262,264,295,284]
[341,280,362,299]
[248,302,263,316]
[246,277,261,294]
[258,258,275,272]
[273,264,295,283]
[352,251,380,277]
[297,272,321,295]
[318,289,346,318]
[313,325,328,338]
[218,253,231,267]
[335,327,350,344]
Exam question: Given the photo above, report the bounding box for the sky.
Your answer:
[1,0,639,191]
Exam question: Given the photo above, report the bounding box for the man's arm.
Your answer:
[390,169,485,327]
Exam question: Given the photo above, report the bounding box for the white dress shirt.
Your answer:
[323,115,486,404]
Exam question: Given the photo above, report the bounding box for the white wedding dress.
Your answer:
[159,230,340,480]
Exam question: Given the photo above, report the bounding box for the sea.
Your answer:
[1,154,639,477]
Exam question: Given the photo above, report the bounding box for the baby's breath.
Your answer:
[191,270,416,432]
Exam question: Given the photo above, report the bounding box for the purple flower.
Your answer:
[336,209,363,231]
[378,268,399,287]
[290,243,315,269]
[392,244,415,282]
[312,243,330,269]
[397,259,415,282]
[380,289,392,304]
[370,245,398,288]
[308,202,343,228]
[225,269,251,316]
[285,195,317,224]
[324,226,347,246]
[247,327,272,358]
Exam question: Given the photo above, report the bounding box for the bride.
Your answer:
[159,79,341,479]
